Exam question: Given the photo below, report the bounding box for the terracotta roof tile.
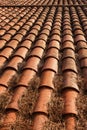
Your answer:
[0,47,13,58]
[62,49,75,60]
[0,69,16,90]
[0,39,6,49]
[6,40,19,49]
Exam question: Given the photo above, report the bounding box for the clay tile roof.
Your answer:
[0,0,87,130]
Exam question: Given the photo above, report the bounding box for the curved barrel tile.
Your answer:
[39,70,55,89]
[40,29,50,36]
[74,34,86,43]
[0,70,16,94]
[29,47,44,59]
[62,71,79,92]
[13,34,23,42]
[62,25,72,32]
[62,58,77,73]
[2,33,12,42]
[51,28,61,36]
[6,86,27,111]
[45,48,59,60]
[62,35,74,44]
[0,40,7,49]
[63,29,72,36]
[7,29,17,36]
[74,29,84,36]
[80,58,87,69]
[20,40,32,49]
[34,88,53,114]
[42,58,58,73]
[26,34,36,43]
[0,47,13,59]
[17,69,36,88]
[0,29,6,36]
[78,49,87,60]
[13,47,28,59]
[47,40,60,50]
[0,57,7,68]
[38,33,49,42]
[61,41,75,51]
[33,40,46,49]
[63,90,78,116]
[77,41,87,51]
[50,34,61,43]
[62,49,75,60]
[23,57,40,72]
[6,40,19,50]
[5,57,23,71]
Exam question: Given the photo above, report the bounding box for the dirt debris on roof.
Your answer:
[0,0,87,130]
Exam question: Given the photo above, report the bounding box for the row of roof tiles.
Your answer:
[0,0,87,129]
[61,8,79,130]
